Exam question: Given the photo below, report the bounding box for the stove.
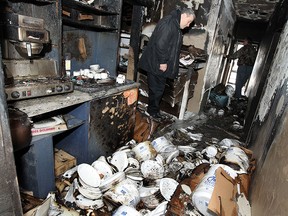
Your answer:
[5,78,74,101]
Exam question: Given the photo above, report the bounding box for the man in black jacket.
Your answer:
[139,8,196,120]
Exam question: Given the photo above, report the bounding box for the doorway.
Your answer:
[225,42,258,97]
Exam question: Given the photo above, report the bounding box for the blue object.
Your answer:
[209,92,228,108]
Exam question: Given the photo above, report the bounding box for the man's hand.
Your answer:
[159,64,167,72]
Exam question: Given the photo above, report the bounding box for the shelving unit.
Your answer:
[62,0,119,31]
[62,0,118,15]
[62,0,123,76]
[15,102,89,198]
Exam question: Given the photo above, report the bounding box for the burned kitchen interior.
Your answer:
[1,0,288,215]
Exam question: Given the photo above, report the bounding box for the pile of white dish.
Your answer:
[72,64,109,80]
[60,135,251,216]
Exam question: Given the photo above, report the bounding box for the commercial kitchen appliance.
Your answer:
[1,13,73,101]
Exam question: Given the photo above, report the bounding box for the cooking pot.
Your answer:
[8,107,32,151]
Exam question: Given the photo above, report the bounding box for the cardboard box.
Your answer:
[208,167,238,216]
[31,123,67,136]
[31,116,68,136]
[54,149,76,177]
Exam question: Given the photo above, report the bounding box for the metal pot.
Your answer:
[8,107,32,151]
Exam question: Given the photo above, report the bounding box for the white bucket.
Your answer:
[151,136,171,153]
[113,179,140,207]
[192,164,238,216]
[113,205,142,216]
[132,141,157,162]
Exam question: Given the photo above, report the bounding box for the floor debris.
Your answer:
[22,97,254,216]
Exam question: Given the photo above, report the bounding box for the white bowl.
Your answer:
[159,178,179,201]
[77,163,101,188]
[91,160,113,180]
[132,141,157,162]
[151,136,171,153]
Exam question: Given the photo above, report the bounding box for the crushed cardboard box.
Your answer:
[54,149,77,177]
[208,167,238,216]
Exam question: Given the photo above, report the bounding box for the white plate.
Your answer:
[75,194,104,210]
[177,145,196,154]
[166,149,180,164]
[99,171,125,192]
[159,178,179,201]
[91,160,113,180]
[77,163,101,188]
[126,157,140,171]
[78,183,102,200]
[110,151,128,172]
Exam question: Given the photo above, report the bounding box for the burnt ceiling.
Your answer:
[233,0,281,22]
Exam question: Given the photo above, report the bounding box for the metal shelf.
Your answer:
[62,17,118,31]
[62,0,118,15]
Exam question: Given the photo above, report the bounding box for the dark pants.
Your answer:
[235,65,253,98]
[147,72,167,115]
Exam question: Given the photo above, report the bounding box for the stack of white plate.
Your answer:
[77,163,101,188]
[99,171,126,192]
[74,163,104,209]
[75,194,104,210]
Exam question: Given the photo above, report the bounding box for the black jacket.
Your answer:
[230,44,257,66]
[139,9,183,79]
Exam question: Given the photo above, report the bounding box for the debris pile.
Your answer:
[25,119,255,216]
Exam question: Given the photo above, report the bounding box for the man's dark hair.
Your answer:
[181,7,196,18]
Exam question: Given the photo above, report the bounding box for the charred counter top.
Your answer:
[13,81,140,117]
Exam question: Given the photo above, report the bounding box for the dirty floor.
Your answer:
[21,98,250,215]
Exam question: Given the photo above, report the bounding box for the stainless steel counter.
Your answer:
[13,82,140,117]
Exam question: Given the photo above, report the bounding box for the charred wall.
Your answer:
[245,0,288,214]
[197,0,236,110]
[249,21,288,214]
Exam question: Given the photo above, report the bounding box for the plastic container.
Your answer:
[132,141,157,162]
[113,205,142,216]
[151,136,171,153]
[192,164,238,216]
